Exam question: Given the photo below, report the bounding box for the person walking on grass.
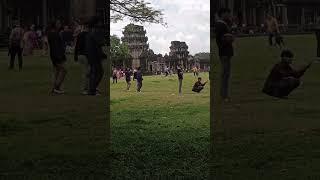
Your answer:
[262,50,313,99]
[86,16,107,96]
[192,66,197,77]
[133,68,137,81]
[125,68,132,90]
[47,20,67,95]
[177,64,184,95]
[136,67,143,92]
[8,22,24,71]
[215,8,234,102]
[74,22,90,95]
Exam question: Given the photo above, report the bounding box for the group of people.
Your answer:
[8,16,107,96]
[7,24,40,70]
[112,67,143,92]
[111,63,208,95]
[215,8,317,102]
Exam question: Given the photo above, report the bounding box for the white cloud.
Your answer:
[110,0,210,55]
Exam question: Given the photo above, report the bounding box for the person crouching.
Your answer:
[262,50,312,99]
[192,77,208,93]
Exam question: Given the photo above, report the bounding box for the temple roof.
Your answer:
[246,0,320,7]
[283,0,320,4]
[170,41,188,48]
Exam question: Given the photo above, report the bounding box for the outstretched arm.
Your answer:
[293,62,312,78]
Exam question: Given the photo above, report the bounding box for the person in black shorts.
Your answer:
[47,20,67,95]
[125,68,132,90]
[215,8,234,102]
[136,67,143,92]
[74,23,90,95]
[86,16,107,96]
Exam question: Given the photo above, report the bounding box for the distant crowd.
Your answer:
[111,65,207,94]
[8,16,107,96]
[8,20,81,57]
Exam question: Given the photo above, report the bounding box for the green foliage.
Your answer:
[110,35,131,68]
[110,0,166,26]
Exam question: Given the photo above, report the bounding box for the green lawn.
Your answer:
[0,51,110,179]
[0,50,210,179]
[212,34,320,179]
[110,72,210,179]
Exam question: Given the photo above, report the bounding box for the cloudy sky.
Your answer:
[110,0,210,55]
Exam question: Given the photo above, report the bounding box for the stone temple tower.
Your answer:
[169,41,189,69]
[121,24,149,69]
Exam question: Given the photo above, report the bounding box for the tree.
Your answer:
[110,35,131,68]
[110,0,166,26]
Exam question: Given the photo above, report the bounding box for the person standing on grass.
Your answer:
[177,64,184,95]
[112,68,118,84]
[74,23,90,95]
[315,18,320,59]
[196,66,200,77]
[262,50,313,99]
[192,66,196,77]
[47,20,67,95]
[265,13,280,47]
[133,68,137,81]
[215,8,234,102]
[125,68,132,90]
[8,22,24,71]
[136,67,143,92]
[23,25,37,56]
[86,16,107,96]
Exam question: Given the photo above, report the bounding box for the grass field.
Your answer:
[0,49,210,179]
[110,72,210,179]
[212,34,320,179]
[3,34,318,179]
[0,51,110,179]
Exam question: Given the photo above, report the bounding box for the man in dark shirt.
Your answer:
[315,21,320,60]
[125,68,132,90]
[192,77,208,93]
[86,16,107,96]
[47,20,67,95]
[263,50,312,98]
[74,23,89,94]
[136,67,143,92]
[61,25,73,47]
[215,8,234,102]
[8,22,24,71]
[177,64,184,95]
